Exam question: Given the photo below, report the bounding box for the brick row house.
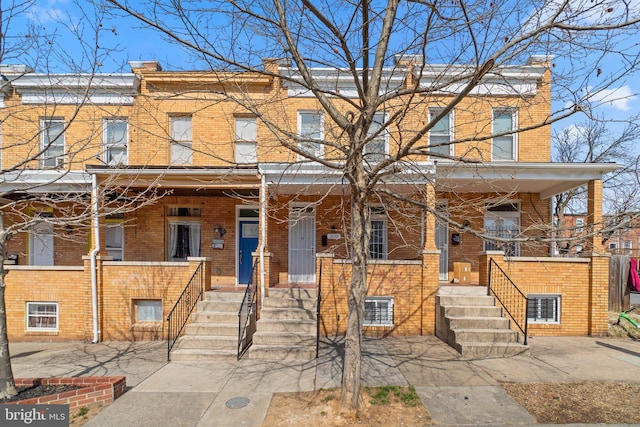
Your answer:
[0,56,617,359]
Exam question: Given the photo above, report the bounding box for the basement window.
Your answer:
[26,302,58,331]
[364,297,394,326]
[527,295,560,324]
[133,299,162,323]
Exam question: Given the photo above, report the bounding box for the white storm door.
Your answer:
[435,202,449,281]
[30,222,54,266]
[288,205,316,283]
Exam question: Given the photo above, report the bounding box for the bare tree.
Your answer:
[94,0,640,412]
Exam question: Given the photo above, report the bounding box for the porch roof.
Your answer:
[435,162,622,199]
[0,170,91,193]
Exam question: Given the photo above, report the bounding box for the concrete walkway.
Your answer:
[9,336,640,426]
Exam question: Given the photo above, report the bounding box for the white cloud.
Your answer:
[587,85,636,111]
[26,0,71,24]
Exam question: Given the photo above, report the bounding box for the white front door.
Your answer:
[435,202,449,281]
[288,205,316,283]
[30,222,54,266]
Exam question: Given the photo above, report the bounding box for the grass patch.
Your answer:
[366,385,420,407]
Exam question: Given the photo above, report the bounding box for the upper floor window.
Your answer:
[171,116,193,165]
[235,117,257,164]
[363,112,387,163]
[298,111,323,159]
[40,118,65,168]
[429,109,453,158]
[492,109,517,161]
[575,218,584,232]
[104,118,128,166]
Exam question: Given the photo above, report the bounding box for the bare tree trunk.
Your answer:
[0,213,17,399]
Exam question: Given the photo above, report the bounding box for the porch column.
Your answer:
[423,184,438,251]
[586,179,604,254]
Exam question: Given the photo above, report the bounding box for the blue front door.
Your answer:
[238,221,259,284]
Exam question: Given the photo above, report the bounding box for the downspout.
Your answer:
[90,173,100,343]
[260,173,266,308]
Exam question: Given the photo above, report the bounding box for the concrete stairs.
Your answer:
[170,290,246,362]
[249,287,318,361]
[436,286,529,358]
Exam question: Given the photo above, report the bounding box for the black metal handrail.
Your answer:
[315,260,322,358]
[237,259,259,360]
[487,258,529,345]
[166,262,204,361]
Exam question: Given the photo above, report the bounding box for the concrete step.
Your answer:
[176,335,237,350]
[456,341,530,359]
[450,329,519,343]
[252,332,316,346]
[170,348,237,362]
[205,290,246,302]
[442,306,503,317]
[263,297,317,310]
[258,319,317,334]
[268,288,317,299]
[248,345,316,361]
[259,307,316,321]
[437,295,496,307]
[438,286,487,296]
[197,300,241,313]
[445,316,511,330]
[191,311,238,324]
[184,322,237,336]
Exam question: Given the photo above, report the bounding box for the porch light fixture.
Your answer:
[214,224,226,237]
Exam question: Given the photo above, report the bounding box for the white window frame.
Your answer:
[103,118,128,165]
[575,218,584,233]
[623,240,633,249]
[491,109,517,161]
[167,206,202,261]
[26,302,58,331]
[369,206,388,260]
[483,201,521,256]
[527,294,560,324]
[105,219,124,261]
[428,108,454,158]
[363,112,388,163]
[297,111,324,159]
[133,299,162,323]
[364,296,394,326]
[170,115,193,165]
[609,242,618,249]
[40,118,65,168]
[235,116,258,164]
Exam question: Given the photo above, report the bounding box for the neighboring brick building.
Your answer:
[0,56,617,342]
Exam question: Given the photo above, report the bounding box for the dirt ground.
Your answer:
[262,386,432,427]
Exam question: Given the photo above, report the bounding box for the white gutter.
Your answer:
[90,174,100,343]
[259,173,266,308]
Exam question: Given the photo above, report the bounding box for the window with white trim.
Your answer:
[428,109,453,158]
[235,117,257,163]
[171,116,193,165]
[40,118,65,168]
[26,302,58,330]
[575,218,584,233]
[492,109,517,161]
[363,112,387,162]
[369,206,387,260]
[167,207,201,260]
[609,242,618,249]
[105,219,124,261]
[623,240,633,249]
[104,118,128,165]
[484,202,520,256]
[527,295,560,324]
[298,111,323,158]
[133,299,162,323]
[364,297,394,326]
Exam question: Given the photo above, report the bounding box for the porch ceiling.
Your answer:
[435,162,622,199]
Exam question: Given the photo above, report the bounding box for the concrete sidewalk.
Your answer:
[9,336,640,426]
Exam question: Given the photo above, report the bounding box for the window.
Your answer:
[105,220,124,261]
[369,206,388,260]
[623,240,633,249]
[484,202,520,256]
[104,118,128,165]
[167,207,201,260]
[609,242,618,249]
[428,109,453,158]
[26,302,58,330]
[40,118,65,168]
[363,112,387,163]
[575,218,584,233]
[133,300,162,323]
[492,110,517,161]
[298,111,323,158]
[171,116,193,165]
[527,295,560,324]
[235,117,258,163]
[364,297,394,326]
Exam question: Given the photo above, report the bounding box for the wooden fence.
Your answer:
[609,255,630,311]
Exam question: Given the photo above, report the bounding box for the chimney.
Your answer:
[129,61,163,72]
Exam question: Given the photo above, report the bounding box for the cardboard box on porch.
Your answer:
[453,262,471,284]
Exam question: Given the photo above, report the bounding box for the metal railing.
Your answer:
[166,262,204,361]
[315,260,322,358]
[237,259,259,360]
[487,258,528,345]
